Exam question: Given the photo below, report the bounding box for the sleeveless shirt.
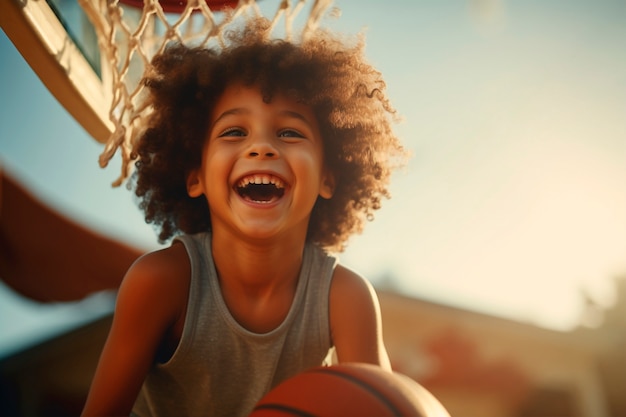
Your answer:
[132,232,337,417]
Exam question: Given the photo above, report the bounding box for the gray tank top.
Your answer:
[132,232,337,417]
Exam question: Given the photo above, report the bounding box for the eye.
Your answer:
[278,129,306,141]
[218,127,247,139]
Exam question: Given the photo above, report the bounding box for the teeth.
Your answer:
[238,175,285,189]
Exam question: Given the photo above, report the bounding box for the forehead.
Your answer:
[211,83,318,124]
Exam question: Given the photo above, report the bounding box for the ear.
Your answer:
[319,168,335,200]
[186,170,204,198]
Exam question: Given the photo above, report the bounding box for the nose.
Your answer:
[249,150,276,158]
[246,136,278,159]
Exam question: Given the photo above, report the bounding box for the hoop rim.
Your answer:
[118,0,240,14]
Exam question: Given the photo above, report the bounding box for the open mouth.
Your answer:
[236,174,286,203]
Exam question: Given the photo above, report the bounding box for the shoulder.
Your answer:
[329,265,380,325]
[127,241,190,281]
[330,264,377,302]
[116,242,190,322]
[328,264,390,368]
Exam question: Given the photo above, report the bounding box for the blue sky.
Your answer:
[1,0,625,355]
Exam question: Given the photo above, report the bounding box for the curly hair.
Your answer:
[131,17,406,252]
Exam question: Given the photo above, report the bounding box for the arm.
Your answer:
[329,265,391,370]
[81,244,190,417]
[0,169,142,301]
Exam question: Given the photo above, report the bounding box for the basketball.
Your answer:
[249,363,450,417]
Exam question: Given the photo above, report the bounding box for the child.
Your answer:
[82,16,406,417]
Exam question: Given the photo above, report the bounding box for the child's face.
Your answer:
[187,83,334,242]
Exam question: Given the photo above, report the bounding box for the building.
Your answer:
[379,288,620,417]
[1,279,624,416]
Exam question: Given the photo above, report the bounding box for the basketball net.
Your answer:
[77,0,335,186]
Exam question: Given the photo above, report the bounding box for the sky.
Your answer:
[1,0,625,355]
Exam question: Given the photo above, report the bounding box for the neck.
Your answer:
[210,229,306,296]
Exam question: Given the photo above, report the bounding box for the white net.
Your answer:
[77,0,334,186]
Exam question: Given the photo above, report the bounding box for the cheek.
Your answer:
[294,143,324,167]
[293,151,322,176]
[292,150,327,192]
[195,148,230,194]
[203,145,233,171]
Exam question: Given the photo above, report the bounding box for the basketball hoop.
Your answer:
[74,0,334,186]
[0,0,335,185]
[119,1,240,14]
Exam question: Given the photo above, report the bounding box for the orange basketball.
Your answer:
[249,363,450,417]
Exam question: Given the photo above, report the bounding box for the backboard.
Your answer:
[1,0,112,143]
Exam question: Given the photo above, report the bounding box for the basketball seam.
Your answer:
[253,403,319,417]
[311,367,404,416]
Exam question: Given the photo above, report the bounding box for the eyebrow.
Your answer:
[212,108,248,128]
[212,108,315,129]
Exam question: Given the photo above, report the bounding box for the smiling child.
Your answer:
[81,16,406,417]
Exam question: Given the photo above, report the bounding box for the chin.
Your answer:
[236,222,308,244]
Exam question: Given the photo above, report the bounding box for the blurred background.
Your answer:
[1,0,625,416]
